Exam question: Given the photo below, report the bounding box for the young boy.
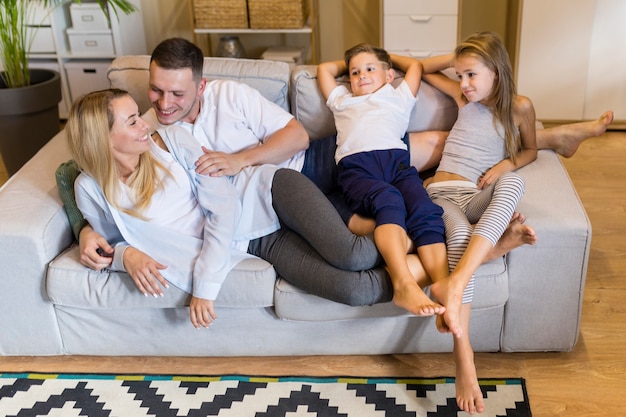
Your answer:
[317,44,451,321]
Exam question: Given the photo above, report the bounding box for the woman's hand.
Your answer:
[123,247,169,297]
[78,225,114,271]
[190,296,216,328]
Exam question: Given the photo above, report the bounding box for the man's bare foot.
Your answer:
[456,356,485,414]
[393,281,445,316]
[488,214,537,260]
[556,110,614,158]
[430,279,463,337]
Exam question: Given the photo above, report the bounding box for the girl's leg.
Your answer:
[271,169,381,271]
[249,229,393,306]
[453,302,485,414]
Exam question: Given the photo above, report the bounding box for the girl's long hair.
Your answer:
[456,31,520,163]
[66,89,169,218]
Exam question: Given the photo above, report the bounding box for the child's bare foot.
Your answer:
[556,110,614,158]
[488,213,537,260]
[430,279,464,337]
[456,356,485,414]
[393,281,445,316]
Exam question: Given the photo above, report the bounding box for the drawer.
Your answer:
[384,0,458,16]
[65,60,113,101]
[383,15,458,51]
[67,29,115,55]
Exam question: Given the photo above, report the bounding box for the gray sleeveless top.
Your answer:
[437,102,513,184]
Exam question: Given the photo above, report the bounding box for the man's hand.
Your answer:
[79,225,114,271]
[190,296,216,328]
[195,146,244,177]
[123,247,169,297]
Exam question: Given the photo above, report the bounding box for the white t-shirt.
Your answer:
[326,81,417,163]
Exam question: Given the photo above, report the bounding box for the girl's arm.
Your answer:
[317,60,345,101]
[512,95,538,169]
[389,53,422,96]
[419,53,464,106]
[477,95,538,188]
[421,53,454,74]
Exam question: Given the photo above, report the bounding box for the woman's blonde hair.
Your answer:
[66,88,169,218]
[455,31,520,163]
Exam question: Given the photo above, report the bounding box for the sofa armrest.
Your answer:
[501,150,591,351]
[0,131,73,355]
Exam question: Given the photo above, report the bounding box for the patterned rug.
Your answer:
[0,372,531,417]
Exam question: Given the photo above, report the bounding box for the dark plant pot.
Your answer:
[0,69,62,176]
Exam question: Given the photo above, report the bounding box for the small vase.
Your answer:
[216,36,246,58]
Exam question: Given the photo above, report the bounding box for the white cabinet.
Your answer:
[517,0,626,122]
[382,0,459,59]
[27,1,147,118]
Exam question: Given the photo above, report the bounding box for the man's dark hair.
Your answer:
[150,38,204,82]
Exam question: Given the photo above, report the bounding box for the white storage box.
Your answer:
[261,47,304,69]
[65,60,112,101]
[70,3,110,30]
[27,4,52,25]
[67,29,115,55]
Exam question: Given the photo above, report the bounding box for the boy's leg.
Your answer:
[375,223,444,316]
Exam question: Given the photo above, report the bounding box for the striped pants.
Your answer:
[426,172,525,304]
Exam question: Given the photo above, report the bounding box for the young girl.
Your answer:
[423,31,539,414]
[317,44,450,318]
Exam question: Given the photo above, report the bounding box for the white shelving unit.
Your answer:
[192,0,319,64]
[27,0,147,118]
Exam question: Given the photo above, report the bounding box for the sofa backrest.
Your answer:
[107,55,291,115]
[107,55,458,142]
[290,65,459,140]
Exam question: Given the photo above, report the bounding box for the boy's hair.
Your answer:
[344,43,392,70]
[456,31,520,162]
[150,37,204,83]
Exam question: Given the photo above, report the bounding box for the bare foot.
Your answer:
[488,214,537,260]
[456,356,485,414]
[393,281,445,316]
[556,110,614,158]
[430,279,464,337]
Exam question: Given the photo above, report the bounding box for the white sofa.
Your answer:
[0,56,591,356]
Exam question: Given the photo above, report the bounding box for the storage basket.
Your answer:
[248,0,308,29]
[192,0,249,29]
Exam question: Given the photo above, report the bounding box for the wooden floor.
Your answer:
[0,130,624,417]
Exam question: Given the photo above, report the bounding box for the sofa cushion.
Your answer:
[274,257,508,321]
[107,56,291,115]
[290,65,459,140]
[47,246,276,309]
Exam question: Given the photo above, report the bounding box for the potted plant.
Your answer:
[0,0,136,176]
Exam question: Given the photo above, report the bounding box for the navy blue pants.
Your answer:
[337,148,445,248]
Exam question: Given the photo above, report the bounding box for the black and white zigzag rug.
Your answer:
[0,373,531,417]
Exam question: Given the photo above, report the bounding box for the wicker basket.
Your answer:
[248,0,308,29]
[193,0,249,29]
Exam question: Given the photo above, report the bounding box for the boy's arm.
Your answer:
[389,54,422,96]
[317,60,345,100]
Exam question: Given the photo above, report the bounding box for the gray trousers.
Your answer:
[248,169,393,306]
